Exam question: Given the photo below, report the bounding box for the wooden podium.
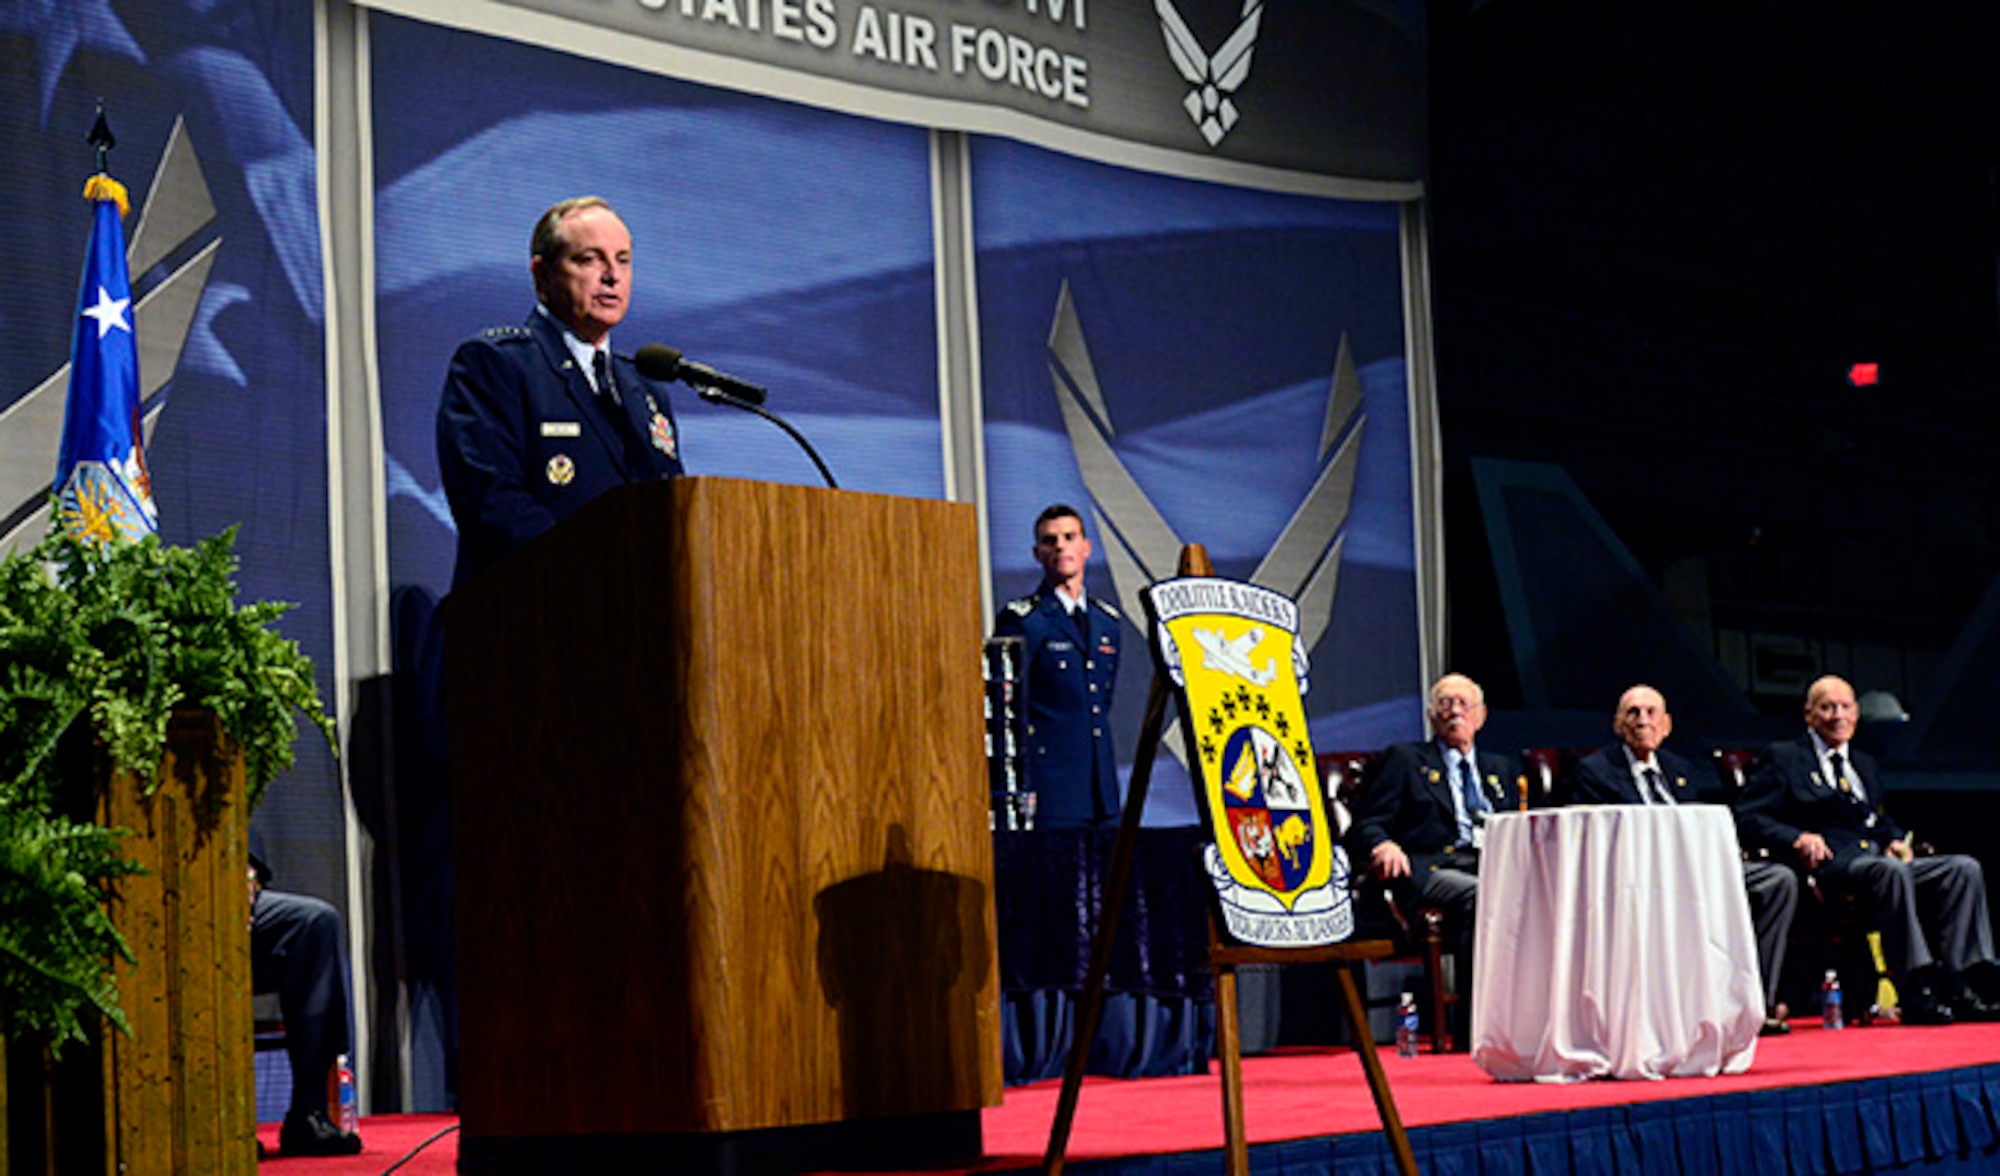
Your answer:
[2,712,257,1176]
[444,477,1001,1173]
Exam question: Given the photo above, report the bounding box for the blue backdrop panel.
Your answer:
[971,136,1425,827]
[0,1,343,913]
[373,14,944,598]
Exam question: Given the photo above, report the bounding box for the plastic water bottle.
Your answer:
[1395,992,1420,1058]
[1821,970,1843,1031]
[336,1053,359,1134]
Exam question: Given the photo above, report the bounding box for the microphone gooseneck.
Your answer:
[632,343,836,489]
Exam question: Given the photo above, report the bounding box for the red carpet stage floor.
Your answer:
[258,1022,2000,1175]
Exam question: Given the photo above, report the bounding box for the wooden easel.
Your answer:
[1041,546,1419,1176]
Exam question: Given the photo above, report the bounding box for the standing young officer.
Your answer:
[994,504,1121,828]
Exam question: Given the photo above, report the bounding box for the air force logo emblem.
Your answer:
[1146,576,1352,948]
[1043,280,1365,776]
[1156,0,1264,147]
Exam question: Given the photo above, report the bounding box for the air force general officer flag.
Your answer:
[55,173,156,546]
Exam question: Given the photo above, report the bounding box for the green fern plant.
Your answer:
[0,526,333,1053]
[0,808,141,1049]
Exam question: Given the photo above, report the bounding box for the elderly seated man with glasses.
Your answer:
[1345,673,1521,1007]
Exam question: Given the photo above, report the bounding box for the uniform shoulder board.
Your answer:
[1005,597,1037,617]
[479,325,532,341]
[1091,597,1121,620]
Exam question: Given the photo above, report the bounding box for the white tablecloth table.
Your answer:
[1471,804,1765,1082]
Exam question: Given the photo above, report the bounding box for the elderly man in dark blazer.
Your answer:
[1736,675,1998,1025]
[1570,684,1799,1034]
[438,196,686,588]
[1346,672,1519,992]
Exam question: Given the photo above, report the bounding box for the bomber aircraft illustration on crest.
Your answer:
[1192,625,1277,688]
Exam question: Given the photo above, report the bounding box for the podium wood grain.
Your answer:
[446,477,1000,1138]
[99,711,257,1175]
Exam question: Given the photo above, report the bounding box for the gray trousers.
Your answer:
[1820,852,1994,976]
[1413,864,1479,998]
[1742,859,1799,1005]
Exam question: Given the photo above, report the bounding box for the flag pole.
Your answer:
[89,101,116,173]
[55,101,151,545]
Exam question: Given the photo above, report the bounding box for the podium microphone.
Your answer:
[635,344,838,490]
[634,343,767,406]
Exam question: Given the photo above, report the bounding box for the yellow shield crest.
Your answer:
[1145,577,1352,947]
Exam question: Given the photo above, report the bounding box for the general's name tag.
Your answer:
[540,421,582,438]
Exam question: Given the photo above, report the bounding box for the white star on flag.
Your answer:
[82,285,130,338]
[57,174,156,545]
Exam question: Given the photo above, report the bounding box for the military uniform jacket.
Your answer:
[1735,735,1904,868]
[993,585,1120,828]
[1569,745,1698,806]
[437,310,685,587]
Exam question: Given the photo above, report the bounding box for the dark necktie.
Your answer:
[591,348,651,476]
[593,348,621,406]
[1458,756,1484,838]
[1643,765,1673,806]
[1828,751,1857,801]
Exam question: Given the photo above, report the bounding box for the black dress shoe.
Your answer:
[1760,1016,1791,1036]
[1900,991,1956,1026]
[1963,961,2000,1006]
[1952,983,2000,1022]
[279,1110,363,1157]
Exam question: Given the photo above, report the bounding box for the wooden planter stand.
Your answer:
[3,710,257,1176]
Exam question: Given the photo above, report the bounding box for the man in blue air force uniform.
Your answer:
[993,504,1121,828]
[1569,683,1799,1035]
[437,196,684,588]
